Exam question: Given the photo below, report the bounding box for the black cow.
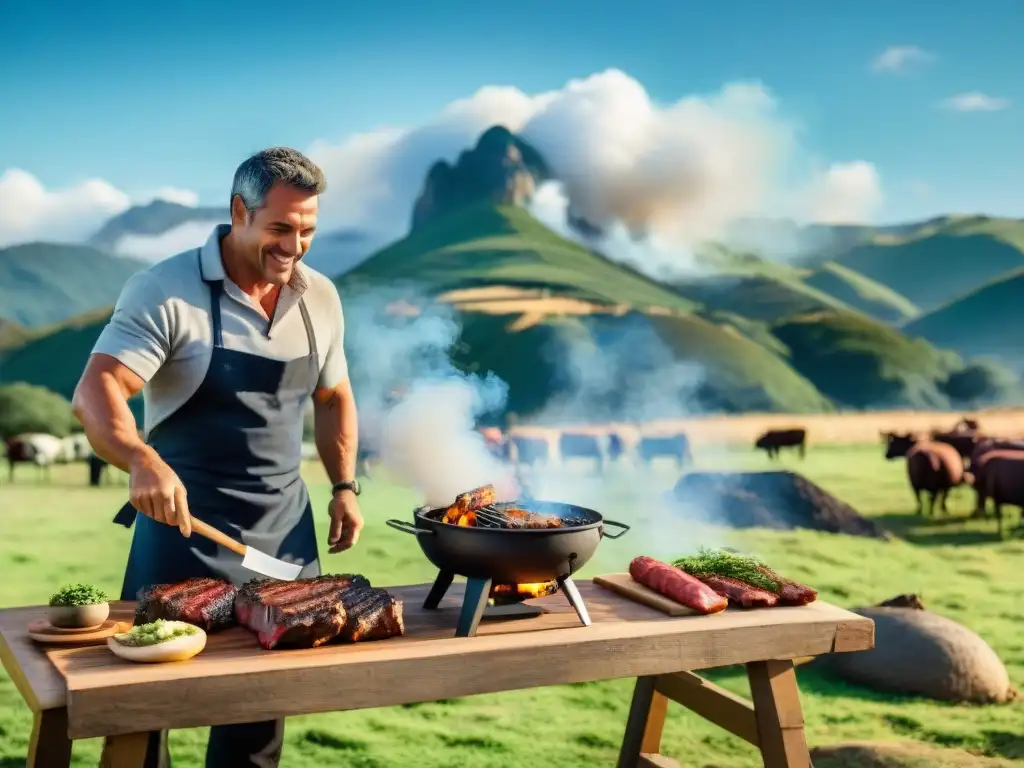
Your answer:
[510,436,550,466]
[754,428,806,460]
[558,432,604,473]
[637,433,692,468]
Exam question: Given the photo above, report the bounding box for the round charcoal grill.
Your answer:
[386,500,629,637]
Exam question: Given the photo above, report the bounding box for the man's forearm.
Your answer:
[313,385,359,484]
[72,358,152,473]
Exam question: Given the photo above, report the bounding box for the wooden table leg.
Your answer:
[27,708,72,768]
[617,677,681,768]
[747,660,811,768]
[100,732,155,768]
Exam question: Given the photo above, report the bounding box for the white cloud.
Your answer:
[938,92,1010,112]
[308,69,806,251]
[871,45,934,74]
[0,68,888,265]
[113,220,221,262]
[0,169,131,248]
[806,161,884,224]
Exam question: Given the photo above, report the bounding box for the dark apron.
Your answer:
[111,251,322,767]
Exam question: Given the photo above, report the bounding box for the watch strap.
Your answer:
[331,480,360,496]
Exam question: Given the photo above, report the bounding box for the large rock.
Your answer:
[822,606,1017,704]
[410,126,551,231]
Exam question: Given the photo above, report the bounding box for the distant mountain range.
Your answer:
[2,125,1023,419]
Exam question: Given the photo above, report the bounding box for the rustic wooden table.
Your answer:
[0,580,873,768]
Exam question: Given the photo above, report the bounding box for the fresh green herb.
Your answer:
[48,583,108,607]
[671,547,782,593]
[113,619,200,647]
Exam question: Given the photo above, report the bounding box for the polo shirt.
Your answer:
[91,224,348,438]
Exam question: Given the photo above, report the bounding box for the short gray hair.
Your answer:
[230,147,327,211]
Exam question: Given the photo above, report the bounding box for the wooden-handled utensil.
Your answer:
[190,517,303,581]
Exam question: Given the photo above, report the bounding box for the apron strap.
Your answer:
[298,299,318,359]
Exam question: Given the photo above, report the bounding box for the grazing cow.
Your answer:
[637,433,692,468]
[929,429,979,459]
[754,428,806,460]
[509,435,550,466]
[963,448,1024,529]
[87,452,109,487]
[966,454,1024,536]
[558,432,604,472]
[883,432,965,516]
[607,432,626,462]
[3,433,64,482]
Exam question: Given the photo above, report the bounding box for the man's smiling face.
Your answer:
[232,181,318,286]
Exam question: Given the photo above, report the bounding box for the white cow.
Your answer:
[4,433,65,482]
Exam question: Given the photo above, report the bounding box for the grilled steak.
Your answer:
[697,575,780,608]
[443,485,497,523]
[338,586,405,642]
[234,574,371,649]
[135,577,238,632]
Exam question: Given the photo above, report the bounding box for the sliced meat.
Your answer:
[754,565,818,605]
[443,485,497,523]
[697,575,780,608]
[134,577,238,632]
[338,586,405,642]
[256,592,349,650]
[629,556,728,615]
[234,574,369,632]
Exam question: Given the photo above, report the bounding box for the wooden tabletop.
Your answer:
[0,579,873,740]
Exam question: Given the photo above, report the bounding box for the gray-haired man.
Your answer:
[73,147,364,767]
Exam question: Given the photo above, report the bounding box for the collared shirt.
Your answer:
[91,224,348,438]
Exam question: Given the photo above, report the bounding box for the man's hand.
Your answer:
[327,490,364,553]
[129,447,192,537]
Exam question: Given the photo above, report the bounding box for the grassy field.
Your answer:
[1,443,1022,767]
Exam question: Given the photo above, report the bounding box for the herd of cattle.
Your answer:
[463,425,806,470]
[3,425,810,484]
[883,418,1024,537]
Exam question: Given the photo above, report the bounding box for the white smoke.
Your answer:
[306,69,884,274]
[113,220,224,262]
[340,284,517,508]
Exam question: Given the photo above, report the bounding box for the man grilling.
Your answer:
[72,147,364,767]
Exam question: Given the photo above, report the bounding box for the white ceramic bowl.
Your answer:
[107,629,208,663]
[48,602,109,629]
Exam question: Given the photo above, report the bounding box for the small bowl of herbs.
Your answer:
[48,584,109,629]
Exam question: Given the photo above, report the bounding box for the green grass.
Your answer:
[1,443,1022,767]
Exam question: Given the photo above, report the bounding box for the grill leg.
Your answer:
[456,577,492,638]
[558,576,592,627]
[423,570,455,610]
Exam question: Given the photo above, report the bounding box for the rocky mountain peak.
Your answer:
[410,125,551,231]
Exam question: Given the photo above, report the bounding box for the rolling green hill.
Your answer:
[0,243,144,327]
[672,274,849,324]
[771,310,963,409]
[802,261,919,324]
[828,215,1024,314]
[901,267,1024,371]
[0,319,28,351]
[340,203,699,313]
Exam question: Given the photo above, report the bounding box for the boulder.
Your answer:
[821,605,1017,704]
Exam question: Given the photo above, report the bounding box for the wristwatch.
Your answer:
[331,480,361,496]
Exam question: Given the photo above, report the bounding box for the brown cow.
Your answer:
[754,428,806,460]
[964,448,1024,528]
[966,450,1024,538]
[929,428,979,459]
[883,433,964,516]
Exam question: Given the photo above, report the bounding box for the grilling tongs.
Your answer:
[189,516,303,581]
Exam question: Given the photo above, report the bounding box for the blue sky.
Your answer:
[1,0,1021,225]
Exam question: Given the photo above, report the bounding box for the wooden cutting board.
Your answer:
[27,619,129,645]
[592,573,701,616]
